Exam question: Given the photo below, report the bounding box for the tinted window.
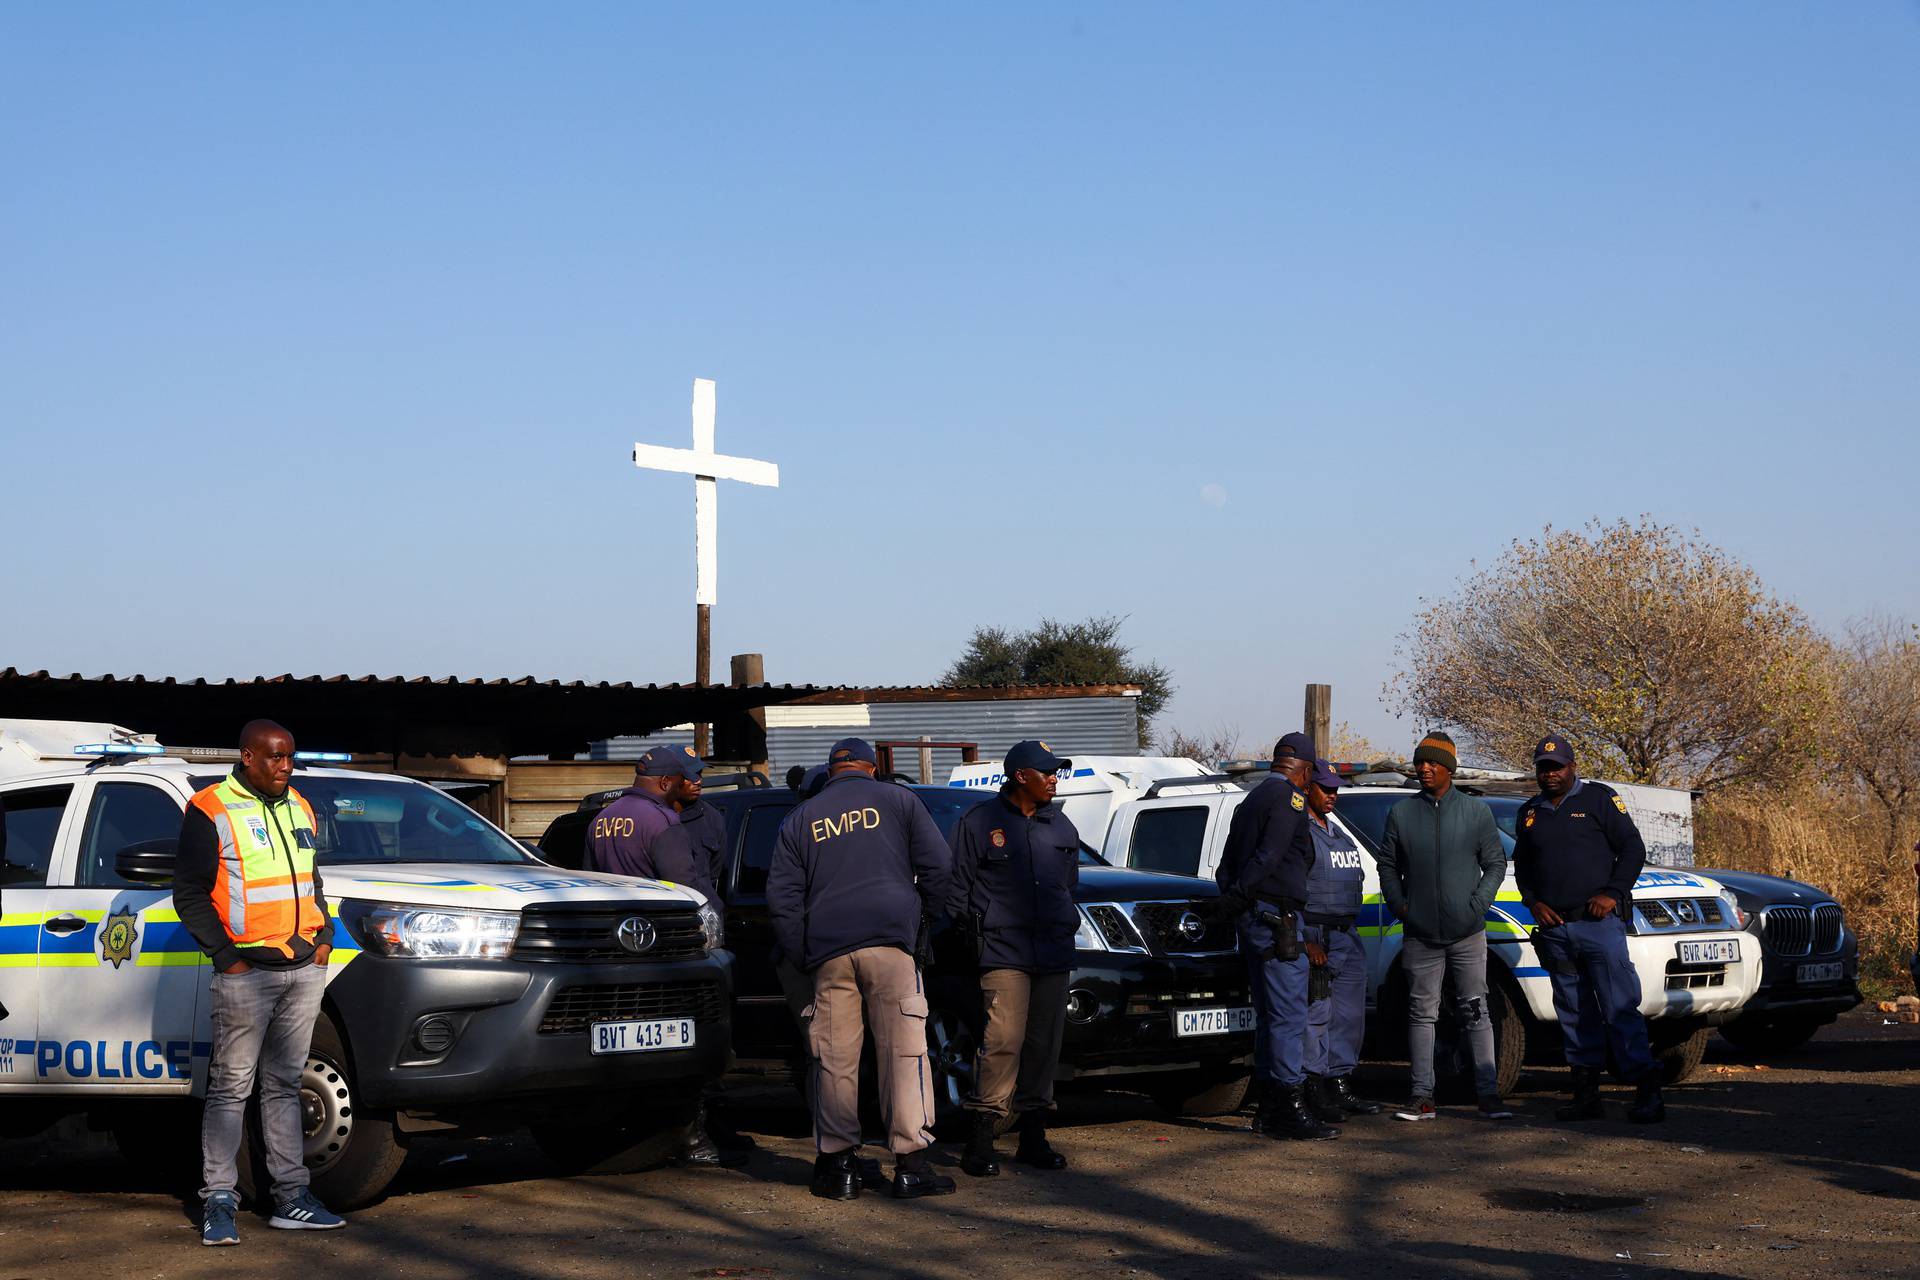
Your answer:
[1330,792,1396,856]
[1,786,73,887]
[1128,806,1208,877]
[915,790,992,839]
[1484,796,1521,856]
[735,803,795,898]
[289,777,534,866]
[80,783,182,888]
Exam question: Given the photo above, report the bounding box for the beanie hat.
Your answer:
[1412,731,1458,773]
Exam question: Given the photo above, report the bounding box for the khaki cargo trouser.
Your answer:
[807,946,935,1156]
[967,968,1070,1118]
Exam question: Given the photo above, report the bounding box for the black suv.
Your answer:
[1695,867,1861,1054]
[539,783,1254,1119]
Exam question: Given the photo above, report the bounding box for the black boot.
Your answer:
[810,1150,861,1201]
[1013,1110,1068,1170]
[1303,1076,1347,1125]
[1266,1085,1340,1141]
[1327,1076,1383,1117]
[960,1112,1001,1178]
[890,1149,958,1199]
[1628,1075,1666,1124]
[1555,1066,1605,1122]
[670,1102,748,1168]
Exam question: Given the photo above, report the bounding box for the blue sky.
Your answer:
[4,4,1916,757]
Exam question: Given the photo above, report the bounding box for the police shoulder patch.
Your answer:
[1290,792,1305,811]
[1523,810,1536,829]
[1612,794,1628,814]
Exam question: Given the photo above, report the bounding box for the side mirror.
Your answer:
[115,838,179,885]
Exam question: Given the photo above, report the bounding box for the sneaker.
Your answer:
[269,1188,346,1230]
[201,1192,240,1247]
[1394,1096,1437,1122]
[1478,1095,1514,1120]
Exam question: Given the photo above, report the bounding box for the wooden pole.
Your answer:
[729,652,768,777]
[1305,683,1332,760]
[917,734,934,785]
[695,603,712,757]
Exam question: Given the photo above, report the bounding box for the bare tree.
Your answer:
[1388,517,1829,792]
[1154,723,1246,768]
[1825,614,1920,861]
[1328,721,1397,767]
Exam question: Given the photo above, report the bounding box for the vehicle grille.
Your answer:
[1762,906,1812,957]
[512,902,708,963]
[1084,905,1147,952]
[1636,897,1729,930]
[1664,962,1728,990]
[1812,904,1843,953]
[538,980,727,1035]
[1127,900,1239,956]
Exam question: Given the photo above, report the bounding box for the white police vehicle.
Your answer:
[0,721,731,1206]
[951,756,1761,1093]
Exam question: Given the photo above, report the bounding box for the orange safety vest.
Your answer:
[187,773,324,958]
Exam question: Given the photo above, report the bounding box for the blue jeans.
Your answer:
[200,963,327,1202]
[1403,932,1499,1098]
[1241,906,1309,1088]
[1533,913,1655,1078]
[1303,925,1366,1079]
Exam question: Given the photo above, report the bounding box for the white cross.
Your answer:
[632,378,780,607]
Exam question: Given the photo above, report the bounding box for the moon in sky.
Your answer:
[1200,483,1229,508]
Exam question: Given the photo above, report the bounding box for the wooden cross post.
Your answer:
[632,378,781,756]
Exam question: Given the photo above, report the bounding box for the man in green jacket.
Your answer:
[1376,732,1510,1121]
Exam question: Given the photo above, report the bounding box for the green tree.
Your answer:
[941,615,1173,747]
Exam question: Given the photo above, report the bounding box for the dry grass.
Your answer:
[1696,794,1917,997]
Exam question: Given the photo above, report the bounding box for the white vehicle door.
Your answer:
[34,777,203,1091]
[1,781,81,1087]
[1106,800,1214,877]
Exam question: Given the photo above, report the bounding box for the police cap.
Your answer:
[1532,736,1574,767]
[639,744,704,780]
[1005,739,1071,775]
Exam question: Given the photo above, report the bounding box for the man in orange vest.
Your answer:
[175,719,344,1245]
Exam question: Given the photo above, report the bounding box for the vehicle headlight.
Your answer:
[1721,896,1748,929]
[697,901,723,951]
[1073,907,1105,953]
[341,901,520,959]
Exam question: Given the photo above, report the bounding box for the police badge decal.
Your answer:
[100,909,138,969]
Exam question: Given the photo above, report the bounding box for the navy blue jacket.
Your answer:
[947,789,1081,974]
[1304,814,1366,922]
[653,796,728,903]
[1216,775,1315,908]
[1513,780,1646,915]
[584,789,679,880]
[766,774,953,971]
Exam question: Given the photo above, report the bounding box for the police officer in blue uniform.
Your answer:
[948,740,1080,1178]
[767,738,957,1201]
[1300,759,1381,1121]
[1513,736,1664,1124]
[1216,732,1337,1140]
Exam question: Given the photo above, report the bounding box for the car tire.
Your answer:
[1718,1015,1820,1057]
[922,1004,980,1137]
[1432,976,1525,1101]
[1150,1068,1252,1117]
[235,1012,409,1210]
[1645,1023,1710,1086]
[531,1100,698,1175]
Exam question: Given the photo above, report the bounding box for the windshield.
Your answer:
[1331,790,1523,858]
[197,774,534,866]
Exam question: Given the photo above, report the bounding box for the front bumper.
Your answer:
[325,950,733,1110]
[1056,952,1253,1079]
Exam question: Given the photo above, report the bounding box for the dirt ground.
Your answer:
[2,1009,1915,1280]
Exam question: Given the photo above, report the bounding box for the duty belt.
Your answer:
[1302,913,1356,930]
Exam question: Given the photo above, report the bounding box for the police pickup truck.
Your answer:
[0,721,730,1206]
[952,757,1762,1094]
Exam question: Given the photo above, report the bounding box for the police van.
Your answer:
[0,721,732,1206]
[952,755,1761,1093]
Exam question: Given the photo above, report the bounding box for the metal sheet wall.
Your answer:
[591,696,1141,783]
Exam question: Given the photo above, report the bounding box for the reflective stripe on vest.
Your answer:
[188,776,322,958]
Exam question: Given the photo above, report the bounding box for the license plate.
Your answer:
[1796,961,1844,984]
[1676,939,1740,965]
[589,1018,696,1055]
[1174,1006,1256,1037]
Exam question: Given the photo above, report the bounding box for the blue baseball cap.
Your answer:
[828,737,877,767]
[798,763,829,796]
[1310,758,1343,790]
[1273,732,1316,763]
[1532,736,1574,767]
[638,744,704,780]
[1005,740,1070,775]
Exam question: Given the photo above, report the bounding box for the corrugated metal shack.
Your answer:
[593,684,1143,784]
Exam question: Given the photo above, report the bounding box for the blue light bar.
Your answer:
[294,750,352,762]
[74,743,165,756]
